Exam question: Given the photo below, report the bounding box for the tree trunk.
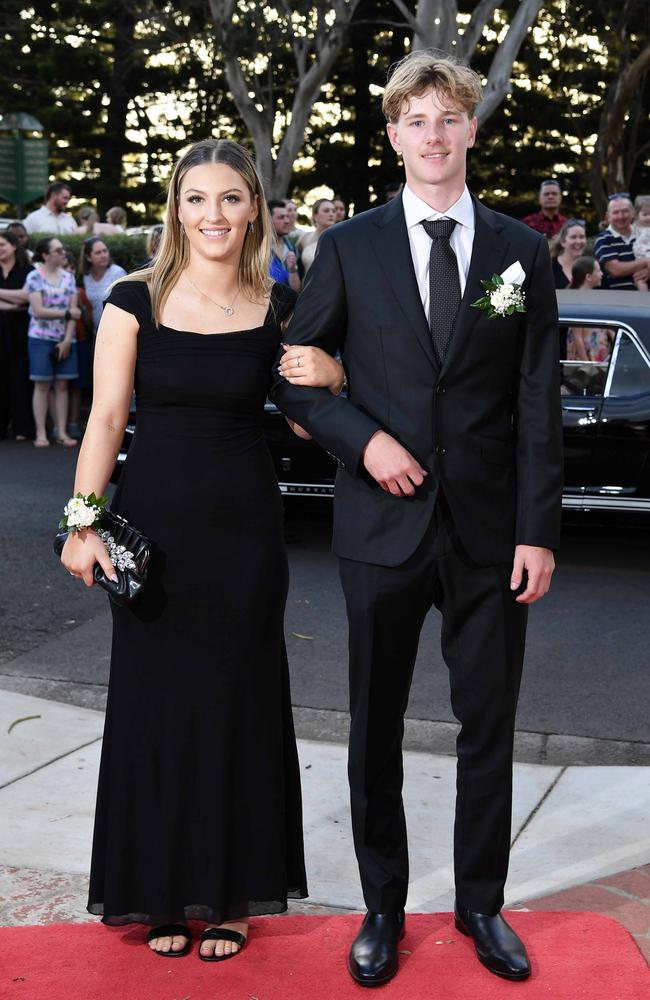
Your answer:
[389,0,544,125]
[350,24,372,212]
[209,0,360,198]
[100,3,136,207]
[588,37,650,217]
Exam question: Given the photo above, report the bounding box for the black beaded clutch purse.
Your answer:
[54,510,151,607]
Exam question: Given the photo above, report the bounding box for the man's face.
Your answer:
[607,198,634,233]
[271,207,292,236]
[51,188,71,212]
[386,89,476,195]
[285,201,298,227]
[539,184,561,215]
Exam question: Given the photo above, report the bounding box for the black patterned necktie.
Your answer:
[421,218,461,363]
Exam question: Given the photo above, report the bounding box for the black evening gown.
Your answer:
[87,279,308,925]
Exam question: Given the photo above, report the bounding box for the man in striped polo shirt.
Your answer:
[594,195,650,290]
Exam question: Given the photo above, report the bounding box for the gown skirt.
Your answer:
[87,279,308,925]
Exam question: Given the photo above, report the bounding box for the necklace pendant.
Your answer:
[224,306,235,317]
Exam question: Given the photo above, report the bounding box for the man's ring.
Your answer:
[297,356,302,367]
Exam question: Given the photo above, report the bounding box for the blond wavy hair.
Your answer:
[119,138,273,325]
[382,51,483,123]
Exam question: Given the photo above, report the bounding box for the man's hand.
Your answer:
[363,430,427,497]
[511,545,555,604]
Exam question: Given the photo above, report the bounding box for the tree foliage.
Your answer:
[0,2,648,223]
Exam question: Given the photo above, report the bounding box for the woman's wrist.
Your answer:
[333,371,347,396]
[59,492,109,533]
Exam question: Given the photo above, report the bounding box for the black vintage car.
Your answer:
[263,290,650,515]
[114,291,650,515]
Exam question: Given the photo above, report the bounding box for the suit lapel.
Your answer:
[368,198,438,371]
[441,196,511,377]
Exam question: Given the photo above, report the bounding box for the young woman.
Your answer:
[0,230,34,440]
[61,249,94,438]
[25,237,80,447]
[297,198,336,273]
[567,255,611,362]
[60,138,343,962]
[551,219,588,288]
[79,238,127,335]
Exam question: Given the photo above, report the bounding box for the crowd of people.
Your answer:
[522,178,650,293]
[0,221,126,445]
[1,170,649,446]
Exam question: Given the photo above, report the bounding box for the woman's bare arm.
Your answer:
[61,303,139,585]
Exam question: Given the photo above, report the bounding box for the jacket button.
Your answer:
[436,445,446,455]
[437,385,446,394]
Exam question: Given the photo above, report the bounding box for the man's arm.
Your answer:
[603,255,650,278]
[511,235,563,603]
[515,234,563,552]
[269,230,382,473]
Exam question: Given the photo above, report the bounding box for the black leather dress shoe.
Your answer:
[347,910,405,987]
[454,903,531,980]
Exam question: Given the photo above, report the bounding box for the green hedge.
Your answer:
[29,232,149,274]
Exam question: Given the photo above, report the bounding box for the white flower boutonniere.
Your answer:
[471,273,526,320]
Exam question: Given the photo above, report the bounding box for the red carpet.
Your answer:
[1,912,648,1000]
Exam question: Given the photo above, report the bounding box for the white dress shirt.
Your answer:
[401,184,475,316]
[22,206,78,235]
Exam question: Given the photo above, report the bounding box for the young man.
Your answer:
[22,181,77,235]
[271,52,562,986]
[521,178,567,239]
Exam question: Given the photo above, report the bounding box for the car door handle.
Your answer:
[562,405,597,414]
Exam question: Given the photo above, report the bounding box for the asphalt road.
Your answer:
[2,439,649,762]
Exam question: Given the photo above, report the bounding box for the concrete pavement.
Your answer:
[1,688,649,964]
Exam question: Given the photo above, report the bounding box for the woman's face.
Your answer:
[44,240,65,265]
[0,237,16,264]
[313,200,336,229]
[86,241,110,270]
[587,262,603,288]
[177,162,259,265]
[562,225,586,257]
[9,226,28,248]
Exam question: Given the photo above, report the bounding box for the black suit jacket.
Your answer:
[269,194,563,567]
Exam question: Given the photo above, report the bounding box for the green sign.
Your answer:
[0,135,49,211]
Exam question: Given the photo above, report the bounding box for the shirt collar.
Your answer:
[402,183,474,232]
[608,224,633,241]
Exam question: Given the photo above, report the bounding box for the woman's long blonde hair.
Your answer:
[119,138,273,324]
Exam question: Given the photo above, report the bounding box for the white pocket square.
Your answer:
[500,260,526,285]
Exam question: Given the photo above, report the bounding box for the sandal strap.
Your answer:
[201,927,246,947]
[147,923,190,942]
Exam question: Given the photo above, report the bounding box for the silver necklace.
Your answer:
[184,273,239,316]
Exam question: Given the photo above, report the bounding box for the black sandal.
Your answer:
[146,923,191,957]
[199,926,247,962]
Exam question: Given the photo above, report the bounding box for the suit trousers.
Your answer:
[339,499,528,916]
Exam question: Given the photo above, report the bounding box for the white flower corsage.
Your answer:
[471,273,526,320]
[59,492,108,532]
